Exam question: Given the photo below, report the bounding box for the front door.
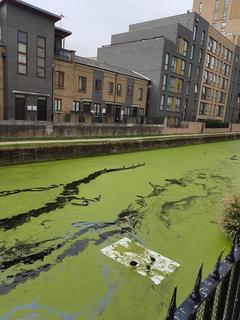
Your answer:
[115,107,121,123]
[15,97,26,120]
[37,99,47,121]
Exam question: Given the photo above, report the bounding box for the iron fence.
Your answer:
[166,237,240,320]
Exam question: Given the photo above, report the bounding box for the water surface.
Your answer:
[0,140,240,320]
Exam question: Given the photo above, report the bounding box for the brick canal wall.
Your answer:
[0,132,240,166]
[0,121,164,138]
[1,121,240,138]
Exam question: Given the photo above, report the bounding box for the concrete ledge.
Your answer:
[0,132,239,166]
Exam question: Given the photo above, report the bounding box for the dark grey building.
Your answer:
[98,12,240,125]
[0,0,65,121]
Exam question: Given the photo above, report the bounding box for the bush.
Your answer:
[205,120,229,129]
[220,194,240,240]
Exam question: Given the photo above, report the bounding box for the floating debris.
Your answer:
[101,238,180,285]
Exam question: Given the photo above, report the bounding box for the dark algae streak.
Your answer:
[0,163,145,231]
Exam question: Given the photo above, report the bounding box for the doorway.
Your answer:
[115,107,121,123]
[15,97,26,120]
[37,98,47,121]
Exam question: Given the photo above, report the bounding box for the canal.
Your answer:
[0,140,240,320]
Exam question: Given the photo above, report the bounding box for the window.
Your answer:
[194,84,198,94]
[54,99,62,111]
[199,102,208,115]
[95,79,102,91]
[162,74,167,91]
[72,101,80,112]
[176,98,181,112]
[221,22,226,33]
[160,95,165,110]
[201,31,205,46]
[171,57,186,75]
[217,105,224,116]
[165,53,170,70]
[17,31,27,75]
[108,82,114,95]
[199,49,203,64]
[193,26,198,41]
[55,71,64,87]
[93,103,102,116]
[138,88,144,100]
[191,44,195,60]
[188,63,192,78]
[215,0,220,10]
[223,10,228,21]
[79,76,87,92]
[116,83,122,96]
[169,77,183,94]
[199,2,203,13]
[224,0,229,8]
[167,96,173,111]
[127,86,133,97]
[37,36,46,78]
[124,107,131,116]
[177,37,188,57]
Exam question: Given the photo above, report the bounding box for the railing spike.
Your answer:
[211,249,225,280]
[165,287,177,320]
[190,264,203,302]
[226,234,237,263]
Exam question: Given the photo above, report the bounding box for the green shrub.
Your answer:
[220,194,240,240]
[204,120,229,128]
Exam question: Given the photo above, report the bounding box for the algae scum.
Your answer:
[0,140,240,320]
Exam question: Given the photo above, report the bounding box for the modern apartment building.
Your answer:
[98,12,240,124]
[193,0,240,45]
[0,0,149,124]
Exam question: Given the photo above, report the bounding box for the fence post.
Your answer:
[165,287,177,320]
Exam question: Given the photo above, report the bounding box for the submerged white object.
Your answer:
[101,238,180,285]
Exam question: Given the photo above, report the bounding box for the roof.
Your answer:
[0,0,61,22]
[74,56,150,81]
[55,27,72,38]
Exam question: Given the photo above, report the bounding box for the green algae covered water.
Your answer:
[0,140,240,320]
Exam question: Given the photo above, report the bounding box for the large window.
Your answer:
[17,31,27,75]
[79,76,87,92]
[55,71,64,87]
[171,57,186,75]
[177,37,188,57]
[37,36,46,78]
[169,77,183,94]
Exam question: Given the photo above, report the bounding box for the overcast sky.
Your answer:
[28,0,193,57]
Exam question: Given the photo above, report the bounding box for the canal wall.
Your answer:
[1,121,240,138]
[0,132,240,166]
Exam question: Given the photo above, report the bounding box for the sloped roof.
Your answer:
[0,0,61,22]
[75,55,150,81]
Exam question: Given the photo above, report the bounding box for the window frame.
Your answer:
[36,36,46,78]
[79,76,87,92]
[17,30,28,75]
[54,98,62,112]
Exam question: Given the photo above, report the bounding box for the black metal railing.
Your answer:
[166,237,240,320]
